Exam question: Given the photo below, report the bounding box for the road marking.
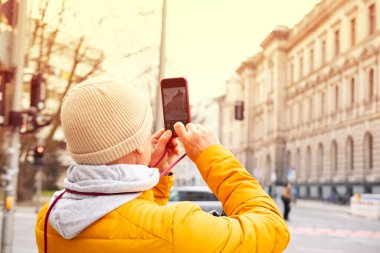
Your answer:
[290,226,380,239]
[297,246,345,253]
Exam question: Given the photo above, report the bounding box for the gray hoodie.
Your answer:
[48,164,160,239]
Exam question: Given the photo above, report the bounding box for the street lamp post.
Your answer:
[1,1,27,252]
[154,0,167,132]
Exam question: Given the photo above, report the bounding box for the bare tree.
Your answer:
[17,0,106,201]
[45,36,105,144]
[16,0,158,202]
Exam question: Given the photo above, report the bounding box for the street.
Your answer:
[281,200,380,253]
[0,200,379,253]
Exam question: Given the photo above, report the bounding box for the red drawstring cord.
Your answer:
[43,150,187,253]
[159,153,187,177]
[151,148,168,168]
[151,148,187,177]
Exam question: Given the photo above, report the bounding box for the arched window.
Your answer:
[369,69,374,101]
[351,78,355,106]
[346,137,354,171]
[331,141,338,174]
[286,151,291,171]
[296,148,301,179]
[321,92,325,116]
[305,146,311,178]
[317,144,324,177]
[364,133,373,170]
[335,85,339,112]
[309,97,313,120]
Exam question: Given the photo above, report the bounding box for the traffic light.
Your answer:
[34,146,45,165]
[235,101,244,120]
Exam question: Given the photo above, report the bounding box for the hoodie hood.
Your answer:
[48,164,159,239]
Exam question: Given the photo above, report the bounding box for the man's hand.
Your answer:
[174,122,219,162]
[150,128,180,174]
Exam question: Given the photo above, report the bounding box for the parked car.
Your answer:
[168,186,223,214]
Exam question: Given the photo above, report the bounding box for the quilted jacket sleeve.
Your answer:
[152,174,174,205]
[172,144,290,253]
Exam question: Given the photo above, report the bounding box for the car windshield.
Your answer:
[169,190,219,201]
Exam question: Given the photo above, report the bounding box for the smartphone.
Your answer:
[161,77,191,136]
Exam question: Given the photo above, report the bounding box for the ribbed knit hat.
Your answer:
[61,76,153,165]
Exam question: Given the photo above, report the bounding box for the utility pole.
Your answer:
[33,146,45,213]
[154,0,167,132]
[1,1,27,252]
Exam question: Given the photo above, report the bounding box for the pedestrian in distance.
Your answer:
[35,76,290,253]
[281,182,292,221]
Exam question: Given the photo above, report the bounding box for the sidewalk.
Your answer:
[0,204,38,253]
[293,199,349,213]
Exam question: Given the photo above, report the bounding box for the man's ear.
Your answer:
[136,146,144,154]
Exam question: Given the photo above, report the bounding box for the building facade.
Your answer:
[223,0,380,199]
[0,0,15,125]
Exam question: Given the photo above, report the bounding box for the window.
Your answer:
[317,144,324,177]
[305,146,311,179]
[331,141,338,173]
[369,69,374,101]
[266,155,272,176]
[321,39,326,64]
[310,48,314,72]
[334,29,340,56]
[351,78,355,106]
[369,4,376,35]
[309,97,313,120]
[321,92,325,117]
[270,68,274,91]
[287,151,291,171]
[296,148,302,178]
[335,85,339,112]
[298,102,303,125]
[351,18,356,46]
[257,83,261,103]
[346,137,354,171]
[290,63,294,83]
[299,56,304,79]
[364,133,373,170]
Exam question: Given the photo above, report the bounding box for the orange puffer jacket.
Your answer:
[35,144,290,253]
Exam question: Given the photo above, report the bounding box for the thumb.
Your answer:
[174,122,189,140]
[151,128,165,142]
[155,130,172,153]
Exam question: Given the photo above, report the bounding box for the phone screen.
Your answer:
[161,78,190,134]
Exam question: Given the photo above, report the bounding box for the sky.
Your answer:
[34,0,320,103]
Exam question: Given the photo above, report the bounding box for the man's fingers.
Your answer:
[186,123,198,133]
[155,130,172,153]
[151,128,165,141]
[167,145,180,155]
[171,137,179,147]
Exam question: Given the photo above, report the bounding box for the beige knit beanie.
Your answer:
[60,76,153,165]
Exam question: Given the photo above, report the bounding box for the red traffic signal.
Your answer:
[34,146,45,159]
[36,146,44,154]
